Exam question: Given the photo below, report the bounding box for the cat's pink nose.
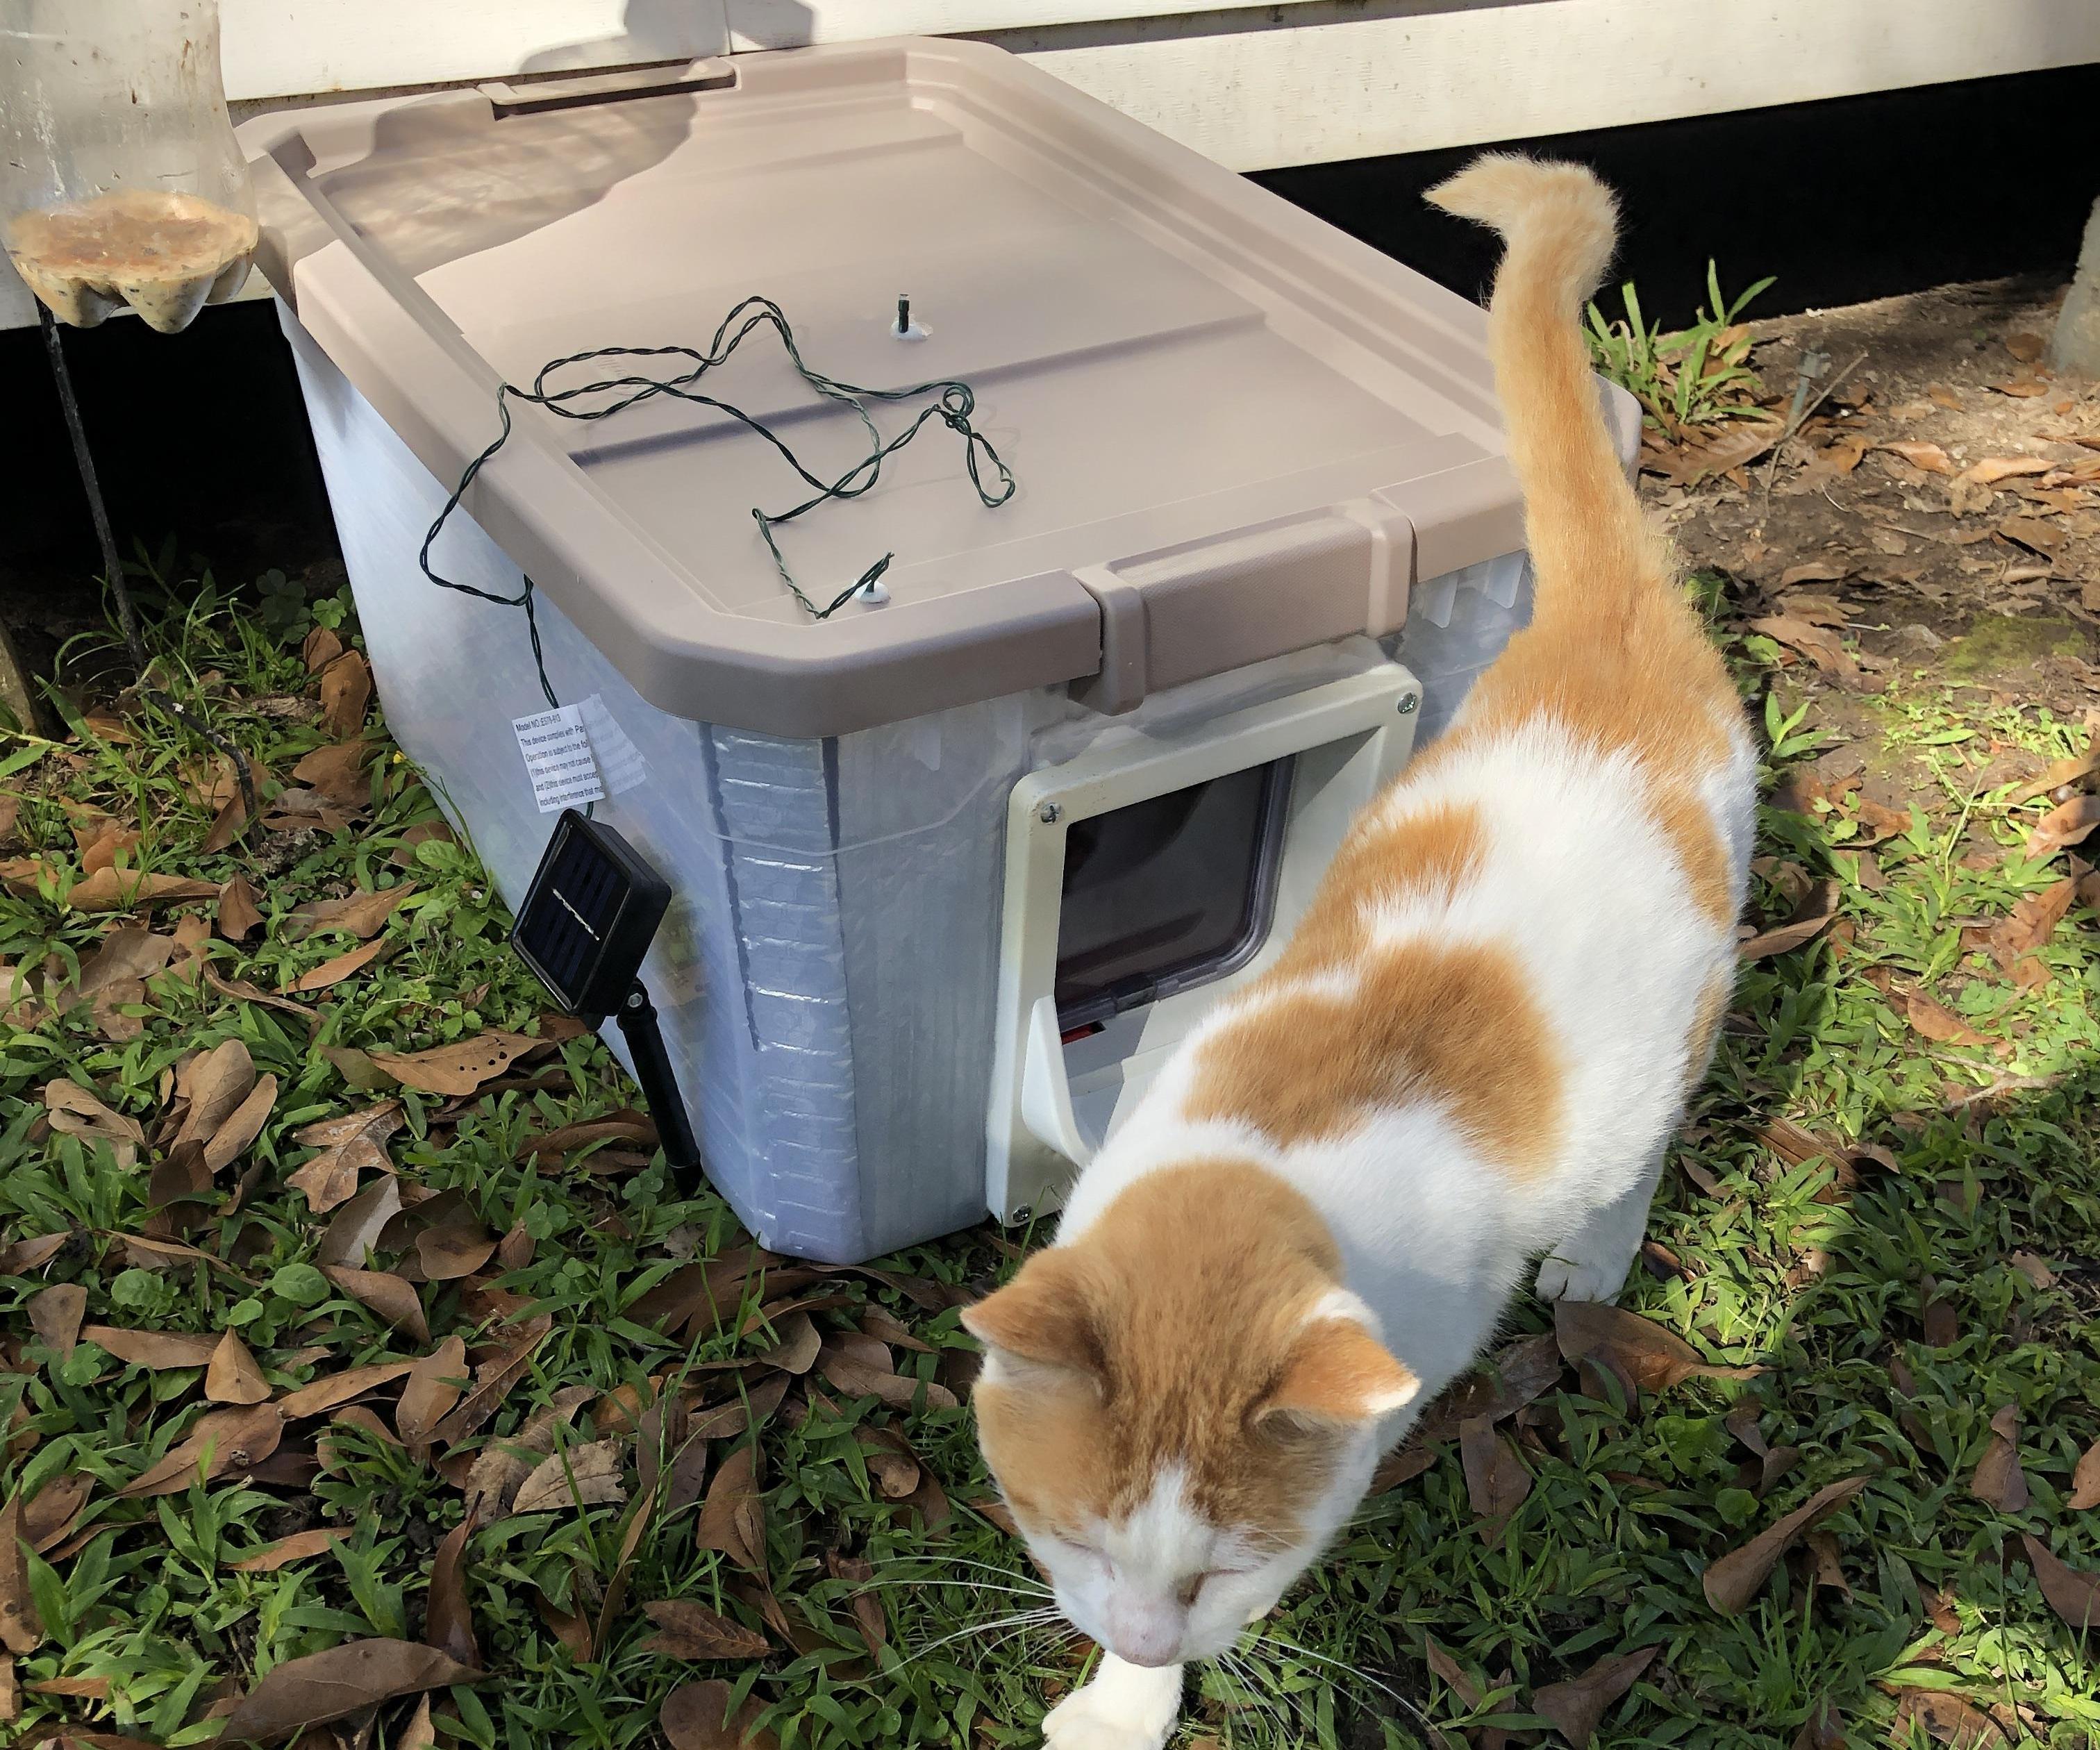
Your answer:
[1104,1600,1183,1667]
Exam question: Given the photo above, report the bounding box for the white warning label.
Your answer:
[512,703,606,814]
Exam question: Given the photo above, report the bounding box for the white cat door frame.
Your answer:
[986,657,1422,1224]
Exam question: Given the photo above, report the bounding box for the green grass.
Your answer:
[1587,265,1776,438]
[1,561,2096,1750]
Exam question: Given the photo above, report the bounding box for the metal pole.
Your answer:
[38,304,258,823]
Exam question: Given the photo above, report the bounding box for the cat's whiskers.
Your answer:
[891,1607,1066,1673]
[1238,1630,1454,1749]
[871,1554,1052,1591]
[1215,1644,1297,1748]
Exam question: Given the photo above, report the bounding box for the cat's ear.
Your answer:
[961,1248,1101,1378]
[1256,1310,1419,1432]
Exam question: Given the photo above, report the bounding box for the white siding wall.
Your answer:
[7,0,2099,328]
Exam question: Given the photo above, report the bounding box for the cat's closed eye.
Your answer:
[1176,1570,1235,1606]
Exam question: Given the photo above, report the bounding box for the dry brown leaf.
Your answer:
[292,740,372,806]
[519,1112,658,1164]
[81,1325,219,1369]
[397,1335,470,1447]
[1922,1283,1959,1349]
[203,1074,277,1175]
[661,1679,781,1750]
[0,1496,38,1654]
[44,1078,145,1151]
[1790,1700,1843,1750]
[62,928,177,1009]
[1985,876,2076,981]
[815,1347,960,1410]
[227,1527,349,1572]
[222,1638,483,1743]
[302,626,345,673]
[1644,415,1785,487]
[1422,1635,1483,1708]
[461,1385,597,1521]
[854,1300,933,1356]
[319,649,375,738]
[1888,1688,2009,1749]
[67,867,219,912]
[512,1439,626,1515]
[288,883,415,942]
[2006,753,2100,810]
[76,822,139,878]
[835,1432,913,1510]
[1806,1528,1852,1599]
[1531,1646,1660,1750]
[642,1598,769,1660]
[1905,993,1992,1049]
[426,1513,481,1668]
[697,1444,766,1574]
[1739,881,1841,960]
[408,1224,492,1286]
[174,1040,258,1150]
[289,1102,403,1216]
[121,1403,284,1497]
[1969,1404,2029,1512]
[1554,1300,1760,1394]
[1999,515,2065,558]
[2065,1437,2100,1512]
[1851,797,1913,847]
[1876,440,1951,474]
[206,1331,272,1406]
[277,1360,417,1420]
[315,1174,406,1267]
[286,936,389,994]
[369,1032,540,1097]
[27,1283,85,1362]
[2023,1533,2100,1633]
[825,1550,888,1655]
[217,876,265,942]
[1701,1476,1869,1615]
[319,1265,428,1344]
[391,818,456,869]
[0,1233,69,1276]
[1748,615,1858,676]
[753,1311,822,1376]
[2027,794,2100,860]
[1458,1415,1531,1544]
[21,1476,91,1557]
[1958,456,2055,488]
[1776,560,1847,589]
[429,1315,555,1447]
[203,965,322,1031]
[497,1222,534,1272]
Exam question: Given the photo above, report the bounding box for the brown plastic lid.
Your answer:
[240,39,1525,740]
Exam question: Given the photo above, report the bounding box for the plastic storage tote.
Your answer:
[238,40,1635,1261]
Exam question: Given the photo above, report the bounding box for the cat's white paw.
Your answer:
[1041,1692,1172,1750]
[1534,1251,1626,1303]
[1041,1660,1181,1750]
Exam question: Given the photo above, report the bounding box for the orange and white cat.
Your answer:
[962,156,1757,1750]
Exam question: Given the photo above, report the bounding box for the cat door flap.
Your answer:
[986,656,1423,1224]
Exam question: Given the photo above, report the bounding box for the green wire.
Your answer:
[418,294,1018,708]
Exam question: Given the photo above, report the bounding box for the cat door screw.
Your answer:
[1038,802,1062,824]
[1398,694,1417,715]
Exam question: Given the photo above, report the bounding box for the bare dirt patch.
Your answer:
[1643,276,2099,714]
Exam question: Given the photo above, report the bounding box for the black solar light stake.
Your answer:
[511,810,702,1185]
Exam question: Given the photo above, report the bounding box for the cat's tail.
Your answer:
[1425,155,1662,629]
